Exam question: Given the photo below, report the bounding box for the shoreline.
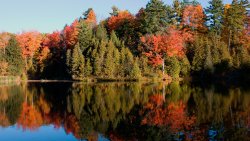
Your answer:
[0,76,174,84]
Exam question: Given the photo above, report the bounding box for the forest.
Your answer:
[0,0,250,81]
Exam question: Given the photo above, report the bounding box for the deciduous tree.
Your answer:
[182,5,206,31]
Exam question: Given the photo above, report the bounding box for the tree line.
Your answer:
[0,0,250,81]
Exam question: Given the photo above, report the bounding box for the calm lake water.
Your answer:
[0,82,249,141]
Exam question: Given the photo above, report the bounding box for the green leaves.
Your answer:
[4,36,24,76]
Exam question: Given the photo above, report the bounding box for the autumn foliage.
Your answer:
[107,10,135,31]
[141,94,196,133]
[85,9,97,25]
[63,20,79,48]
[42,31,61,49]
[182,5,206,30]
[16,31,42,58]
[17,102,43,131]
[140,28,185,66]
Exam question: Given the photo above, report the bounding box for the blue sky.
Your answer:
[0,0,232,33]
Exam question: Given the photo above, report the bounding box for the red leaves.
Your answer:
[42,31,61,49]
[63,20,79,49]
[16,31,42,58]
[107,10,135,31]
[141,95,196,133]
[140,28,185,66]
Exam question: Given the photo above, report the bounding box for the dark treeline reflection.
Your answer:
[0,82,250,140]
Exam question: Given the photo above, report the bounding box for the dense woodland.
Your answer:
[1,0,250,81]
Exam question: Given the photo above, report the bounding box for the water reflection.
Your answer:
[0,82,249,140]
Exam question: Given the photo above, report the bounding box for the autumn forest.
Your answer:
[1,0,250,82]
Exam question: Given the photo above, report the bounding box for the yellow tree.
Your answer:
[16,31,42,71]
[182,5,206,32]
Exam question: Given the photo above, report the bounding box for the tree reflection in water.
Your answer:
[0,82,250,140]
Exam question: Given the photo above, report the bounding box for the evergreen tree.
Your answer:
[119,47,126,77]
[167,57,180,79]
[110,6,119,16]
[78,21,93,53]
[4,36,24,76]
[191,37,206,72]
[239,45,250,67]
[85,58,92,76]
[66,49,72,74]
[110,31,121,48]
[103,41,115,77]
[204,43,214,73]
[113,48,120,76]
[141,0,171,34]
[130,58,142,79]
[233,45,250,68]
[223,0,247,51]
[180,55,191,76]
[71,43,85,80]
[182,0,199,6]
[95,25,108,41]
[93,40,106,76]
[123,48,134,77]
[139,56,150,76]
[206,0,224,34]
[172,0,182,26]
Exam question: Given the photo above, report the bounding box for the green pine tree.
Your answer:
[103,41,115,77]
[113,48,120,76]
[140,0,172,34]
[180,55,191,76]
[93,40,106,76]
[206,0,224,34]
[78,20,93,53]
[167,57,180,79]
[129,58,142,79]
[95,25,108,41]
[139,56,150,76]
[4,36,24,76]
[204,44,214,73]
[85,58,92,76]
[71,43,85,80]
[123,48,134,77]
[191,37,206,72]
[110,31,121,48]
[223,0,247,51]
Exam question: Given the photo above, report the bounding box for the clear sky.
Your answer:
[0,0,233,33]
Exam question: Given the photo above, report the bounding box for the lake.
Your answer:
[0,82,249,140]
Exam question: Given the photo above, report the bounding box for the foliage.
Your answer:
[205,0,224,34]
[4,37,25,76]
[1,1,250,81]
[182,4,206,31]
